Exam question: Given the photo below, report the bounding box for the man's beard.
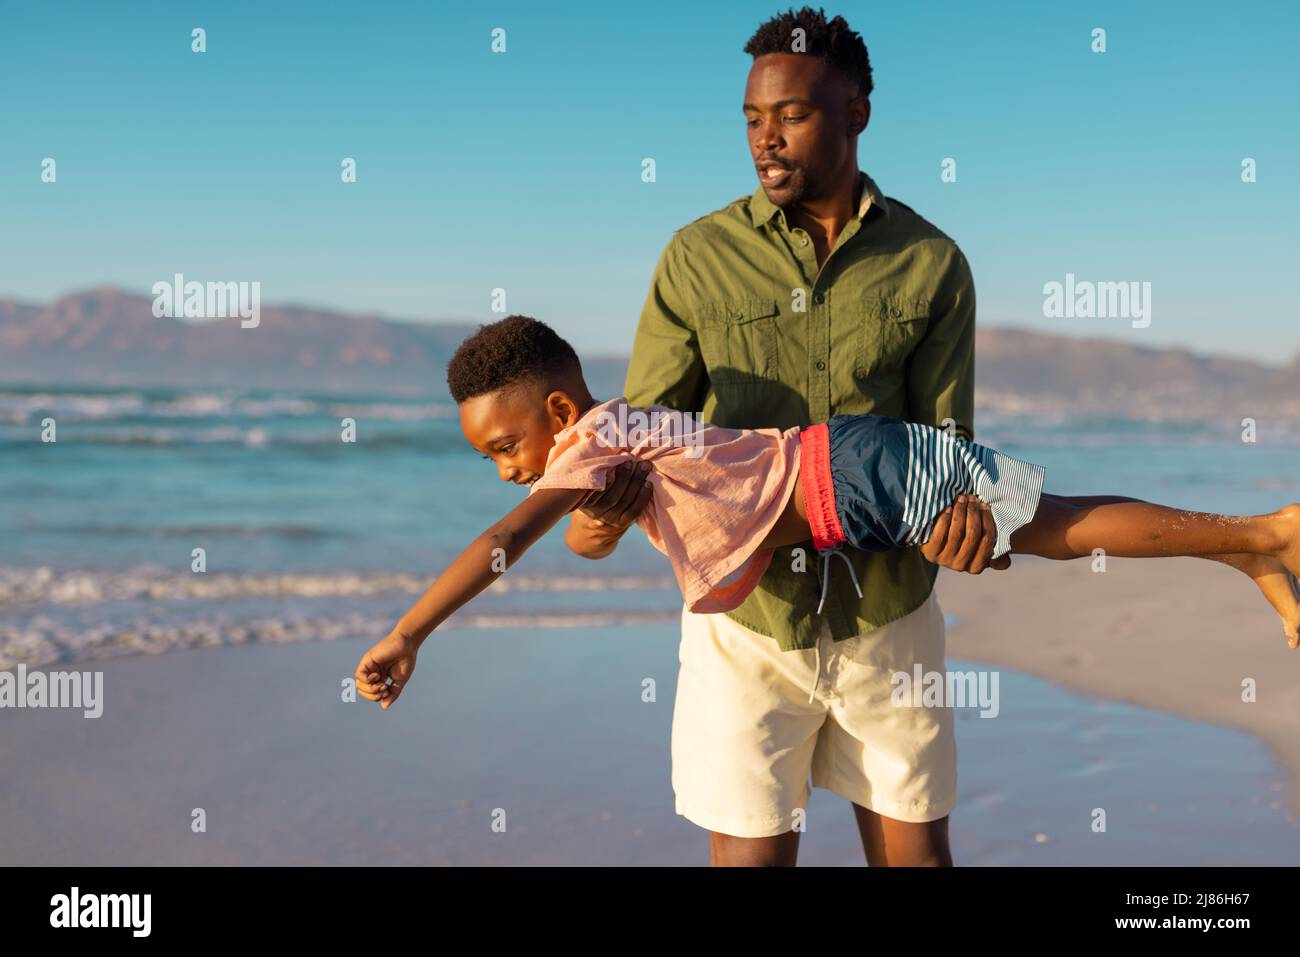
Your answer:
[765,167,813,207]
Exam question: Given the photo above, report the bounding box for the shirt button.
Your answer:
[816,360,826,371]
[813,293,824,304]
[891,306,902,317]
[732,311,743,320]
[800,238,809,246]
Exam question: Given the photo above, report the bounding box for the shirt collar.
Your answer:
[748,170,890,229]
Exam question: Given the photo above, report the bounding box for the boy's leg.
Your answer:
[1013,495,1300,645]
[1010,493,1295,563]
[1063,495,1269,567]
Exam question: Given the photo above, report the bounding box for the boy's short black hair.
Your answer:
[743,6,873,98]
[446,314,583,404]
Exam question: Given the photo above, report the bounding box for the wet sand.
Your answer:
[1,556,1298,864]
[936,556,1300,817]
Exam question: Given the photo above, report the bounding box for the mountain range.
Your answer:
[1,288,1296,419]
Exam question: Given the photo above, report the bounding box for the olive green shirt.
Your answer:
[624,170,976,651]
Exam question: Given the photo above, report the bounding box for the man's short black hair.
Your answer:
[446,314,583,404]
[743,6,873,99]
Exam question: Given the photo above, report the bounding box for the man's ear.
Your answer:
[849,96,870,137]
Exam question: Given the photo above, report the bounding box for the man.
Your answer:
[567,7,1004,866]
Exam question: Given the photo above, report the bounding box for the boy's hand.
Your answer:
[355,630,421,710]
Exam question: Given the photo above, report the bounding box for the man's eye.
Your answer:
[783,114,808,123]
[501,444,517,455]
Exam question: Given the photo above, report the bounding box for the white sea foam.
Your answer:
[0,391,147,422]
[0,608,680,670]
[0,566,677,606]
[0,389,457,425]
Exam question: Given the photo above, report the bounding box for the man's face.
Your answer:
[459,385,580,487]
[743,53,867,207]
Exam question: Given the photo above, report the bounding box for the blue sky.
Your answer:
[2,0,1297,362]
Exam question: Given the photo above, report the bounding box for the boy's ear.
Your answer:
[545,390,580,428]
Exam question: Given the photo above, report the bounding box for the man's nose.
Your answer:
[754,120,783,151]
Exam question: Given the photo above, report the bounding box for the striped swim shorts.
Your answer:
[799,413,1047,562]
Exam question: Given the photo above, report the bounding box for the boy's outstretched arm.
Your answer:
[354,486,588,709]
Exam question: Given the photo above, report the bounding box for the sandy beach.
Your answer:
[1,556,1297,865]
[936,555,1300,818]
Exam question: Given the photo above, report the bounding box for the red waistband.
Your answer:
[798,422,846,552]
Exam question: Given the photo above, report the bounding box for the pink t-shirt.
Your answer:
[528,397,802,613]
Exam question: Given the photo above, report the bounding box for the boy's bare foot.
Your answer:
[1211,550,1300,648]
[1290,572,1300,649]
[1253,558,1300,649]
[1276,503,1300,589]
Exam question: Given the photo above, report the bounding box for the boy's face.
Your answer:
[459,385,582,487]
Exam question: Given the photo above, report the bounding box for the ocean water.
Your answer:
[6,384,1300,669]
[4,384,1300,863]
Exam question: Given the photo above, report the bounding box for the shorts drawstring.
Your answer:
[809,546,863,703]
[815,544,863,615]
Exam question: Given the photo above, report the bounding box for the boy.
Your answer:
[354,316,1300,708]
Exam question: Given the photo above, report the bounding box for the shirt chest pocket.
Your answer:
[696,296,780,386]
[854,293,931,380]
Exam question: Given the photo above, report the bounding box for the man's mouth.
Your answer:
[759,164,792,187]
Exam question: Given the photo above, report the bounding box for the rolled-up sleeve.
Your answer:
[906,246,976,442]
[624,235,708,412]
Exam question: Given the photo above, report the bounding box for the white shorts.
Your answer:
[670,588,957,838]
